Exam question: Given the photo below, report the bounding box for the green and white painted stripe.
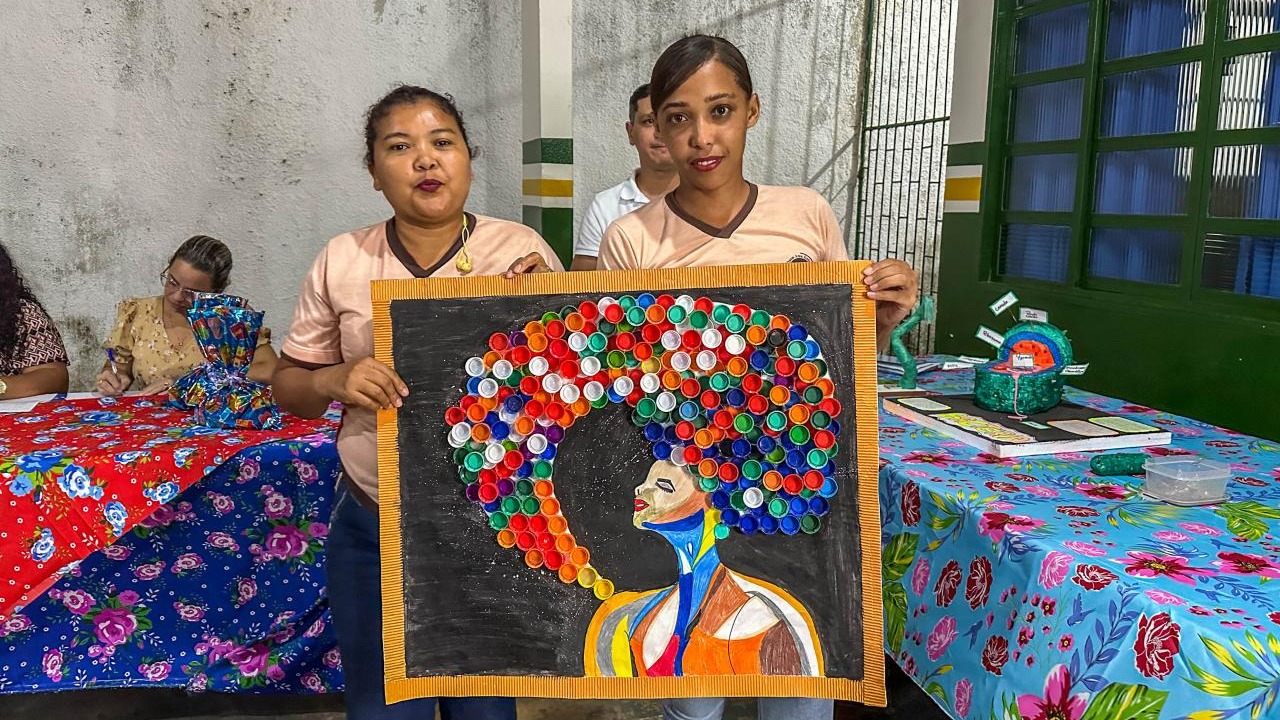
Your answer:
[521,0,574,266]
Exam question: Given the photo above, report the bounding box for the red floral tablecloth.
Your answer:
[0,395,333,619]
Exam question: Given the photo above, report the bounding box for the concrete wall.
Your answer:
[572,0,868,244]
[0,0,523,390]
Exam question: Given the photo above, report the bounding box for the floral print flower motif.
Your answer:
[1133,612,1181,680]
[42,649,63,682]
[56,463,102,500]
[292,459,319,483]
[981,635,1010,675]
[1153,530,1191,542]
[978,512,1045,543]
[965,557,993,609]
[104,501,129,536]
[1145,589,1188,606]
[1122,551,1213,586]
[1075,483,1130,500]
[143,481,181,504]
[902,450,954,467]
[1017,664,1087,720]
[1058,634,1073,651]
[29,528,56,563]
[1178,521,1224,536]
[934,560,963,608]
[910,557,932,595]
[1072,564,1118,591]
[900,480,921,526]
[1214,551,1280,579]
[926,616,958,661]
[1063,540,1107,557]
[954,679,973,718]
[1038,551,1072,589]
[1056,505,1099,518]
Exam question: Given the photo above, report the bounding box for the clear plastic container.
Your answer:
[1143,456,1230,506]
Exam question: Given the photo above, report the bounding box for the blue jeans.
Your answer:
[327,486,517,720]
[664,698,834,720]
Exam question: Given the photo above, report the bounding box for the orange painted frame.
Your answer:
[372,261,885,705]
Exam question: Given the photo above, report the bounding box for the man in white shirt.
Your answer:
[571,83,680,271]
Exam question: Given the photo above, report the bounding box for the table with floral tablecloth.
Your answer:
[0,396,343,694]
[879,360,1280,720]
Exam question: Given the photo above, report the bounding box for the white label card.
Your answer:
[958,355,991,365]
[989,291,1019,316]
[976,326,1005,348]
[942,361,973,370]
[1061,363,1090,376]
[1019,307,1048,322]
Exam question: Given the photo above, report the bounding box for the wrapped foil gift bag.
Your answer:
[168,293,282,430]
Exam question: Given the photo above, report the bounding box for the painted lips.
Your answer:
[634,498,650,512]
[417,180,443,192]
[691,156,722,172]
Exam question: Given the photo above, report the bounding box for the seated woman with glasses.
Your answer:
[96,235,278,396]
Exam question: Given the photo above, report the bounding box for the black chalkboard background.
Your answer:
[389,284,864,680]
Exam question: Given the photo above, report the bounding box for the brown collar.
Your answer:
[385,213,477,277]
[665,183,758,239]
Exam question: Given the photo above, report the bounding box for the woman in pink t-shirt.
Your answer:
[273,86,557,720]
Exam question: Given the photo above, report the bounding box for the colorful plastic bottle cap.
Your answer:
[733,414,755,434]
[767,497,789,518]
[766,328,787,348]
[722,333,747,355]
[584,332,605,353]
[765,411,788,432]
[782,474,804,495]
[501,496,521,515]
[739,516,759,534]
[697,476,719,492]
[487,509,509,532]
[464,356,487,377]
[528,356,550,377]
[558,384,580,404]
[759,515,780,535]
[780,516,801,535]
[482,445,504,466]
[568,546,591,567]
[804,386,824,404]
[713,522,731,540]
[762,470,784,491]
[658,329,680,351]
[580,355,602,376]
[672,294,693,311]
[520,496,539,515]
[805,449,827,469]
[789,425,811,445]
[463,452,485,473]
[635,373,657,394]
[726,357,749,377]
[532,460,553,479]
[800,514,821,534]
[583,381,605,402]
[448,423,472,445]
[669,351,691,372]
[819,478,838,498]
[695,350,717,371]
[603,350,623,369]
[513,478,533,498]
[724,314,746,334]
[704,373,728,392]
[667,305,688,324]
[496,528,518,548]
[488,360,512,380]
[742,486,765,509]
[656,391,677,413]
[636,397,657,418]
[526,434,549,455]
[567,332,588,353]
[699,328,721,350]
[687,310,708,329]
[476,378,498,399]
[592,578,615,600]
[557,563,579,584]
[523,549,544,569]
[610,375,635,397]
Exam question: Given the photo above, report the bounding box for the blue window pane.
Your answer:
[1007,154,1077,212]
[1013,79,1084,142]
[1211,144,1280,219]
[1001,224,1071,283]
[1203,234,1280,298]
[1101,63,1200,137]
[1107,0,1206,60]
[1095,148,1193,215]
[1088,228,1182,284]
[1016,4,1089,74]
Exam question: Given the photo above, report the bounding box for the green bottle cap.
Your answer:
[766,411,788,431]
[713,523,731,540]
[751,310,771,326]
[515,479,534,497]
[811,410,831,429]
[804,386,824,404]
[501,496,521,515]
[742,459,763,479]
[533,460,553,479]
[712,304,731,324]
[488,512,509,531]
[689,310,709,329]
[768,498,789,518]
[463,452,484,472]
[618,295,636,310]
[733,414,755,433]
[729,491,747,510]
[698,476,719,492]
[588,333,608,352]
[807,448,828,469]
[800,514,821,534]
[709,373,730,391]
[787,340,807,359]
[668,305,688,323]
[626,306,647,326]
[789,426,811,445]
[522,497,541,515]
[607,350,626,368]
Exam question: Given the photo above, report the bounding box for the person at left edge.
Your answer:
[271,85,559,720]
[0,242,69,400]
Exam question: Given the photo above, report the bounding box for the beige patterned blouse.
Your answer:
[105,296,272,388]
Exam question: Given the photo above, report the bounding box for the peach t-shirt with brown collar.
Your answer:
[282,213,564,501]
[597,184,848,270]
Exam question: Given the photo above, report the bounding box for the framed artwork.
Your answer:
[373,262,885,704]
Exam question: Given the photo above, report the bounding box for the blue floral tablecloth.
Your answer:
[880,361,1280,720]
[0,430,343,694]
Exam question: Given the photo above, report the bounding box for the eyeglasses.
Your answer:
[160,271,208,299]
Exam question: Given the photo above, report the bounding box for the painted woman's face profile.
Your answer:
[633,460,706,528]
